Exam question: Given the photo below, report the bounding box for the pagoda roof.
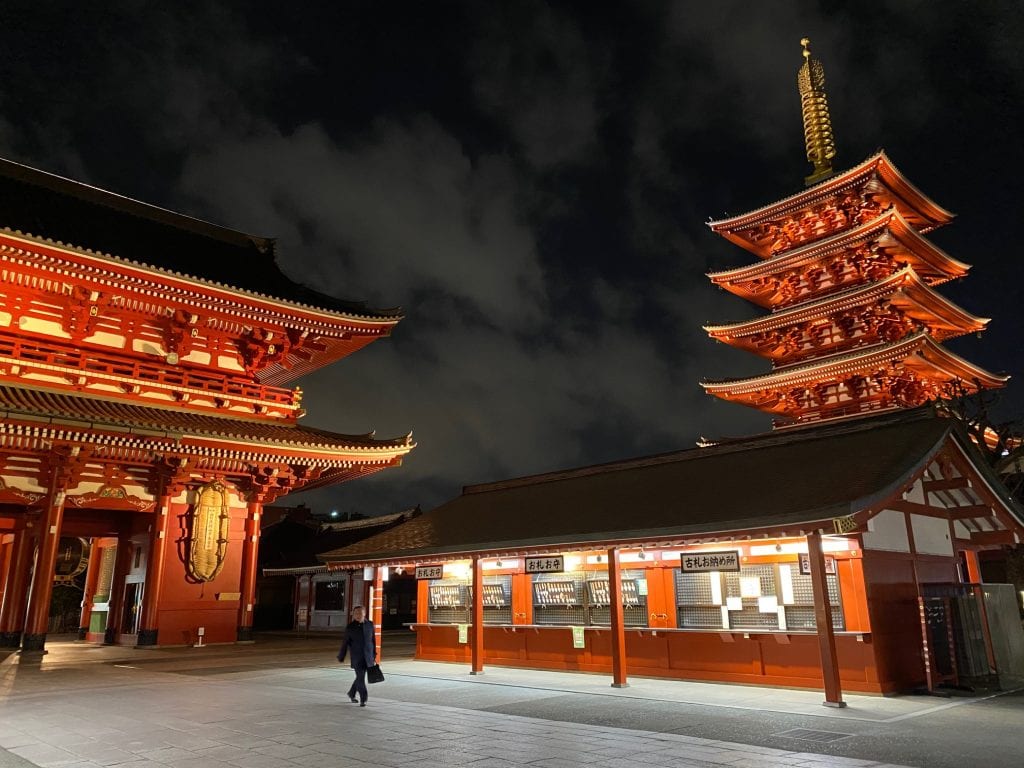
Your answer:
[0,156,401,322]
[705,267,989,351]
[708,151,955,256]
[701,330,1009,399]
[707,210,969,308]
[0,383,414,465]
[317,409,1023,564]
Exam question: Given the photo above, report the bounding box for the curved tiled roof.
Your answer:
[320,411,988,563]
[0,157,402,322]
[707,209,969,287]
[701,331,1009,395]
[708,151,954,239]
[704,267,988,339]
[0,384,413,456]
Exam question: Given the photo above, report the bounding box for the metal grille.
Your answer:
[675,570,720,629]
[534,605,587,625]
[790,571,841,605]
[730,602,780,629]
[589,606,648,627]
[428,607,470,624]
[784,605,844,631]
[676,572,714,604]
[774,728,852,743]
[483,606,513,624]
[678,606,722,628]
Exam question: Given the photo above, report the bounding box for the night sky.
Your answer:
[2,2,1022,515]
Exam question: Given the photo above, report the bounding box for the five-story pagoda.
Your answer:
[701,40,1007,427]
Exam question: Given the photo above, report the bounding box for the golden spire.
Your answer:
[797,37,836,186]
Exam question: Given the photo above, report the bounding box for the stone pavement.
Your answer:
[0,636,1018,768]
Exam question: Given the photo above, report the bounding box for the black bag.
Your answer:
[367,664,385,684]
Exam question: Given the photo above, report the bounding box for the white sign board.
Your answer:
[680,550,740,573]
[415,564,444,580]
[525,555,565,574]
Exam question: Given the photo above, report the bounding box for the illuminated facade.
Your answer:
[0,158,413,651]
[701,40,1007,427]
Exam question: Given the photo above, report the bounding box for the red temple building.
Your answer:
[0,158,413,652]
[701,40,1007,427]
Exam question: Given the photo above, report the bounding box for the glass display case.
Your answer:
[532,571,647,626]
[427,575,513,624]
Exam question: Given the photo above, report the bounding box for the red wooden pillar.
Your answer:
[608,547,628,688]
[237,499,262,642]
[807,531,845,707]
[22,491,69,652]
[372,567,384,662]
[0,535,13,605]
[963,550,983,584]
[77,538,102,640]
[103,534,134,645]
[137,495,173,646]
[471,555,484,674]
[0,524,35,647]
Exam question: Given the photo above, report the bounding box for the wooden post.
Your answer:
[237,499,262,642]
[0,535,13,607]
[372,566,384,662]
[77,538,102,640]
[608,547,628,688]
[807,531,845,707]
[137,495,173,646]
[103,534,134,645]
[0,524,35,647]
[963,550,983,584]
[22,491,68,652]
[471,555,484,674]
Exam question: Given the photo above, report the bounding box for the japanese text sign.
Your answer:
[415,564,444,580]
[679,550,740,573]
[798,553,837,575]
[525,555,565,574]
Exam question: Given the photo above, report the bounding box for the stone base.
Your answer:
[21,633,46,653]
[136,629,159,647]
[77,627,88,641]
[0,631,22,648]
[103,628,116,646]
[236,626,253,642]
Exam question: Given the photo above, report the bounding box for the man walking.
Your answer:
[337,605,376,706]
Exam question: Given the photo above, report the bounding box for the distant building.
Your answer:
[262,507,421,631]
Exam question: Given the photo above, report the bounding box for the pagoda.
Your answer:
[0,157,414,652]
[701,40,1007,427]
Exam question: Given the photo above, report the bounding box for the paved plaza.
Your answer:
[0,635,1021,768]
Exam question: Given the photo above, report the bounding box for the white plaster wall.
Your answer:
[911,514,954,556]
[904,479,926,504]
[862,509,911,552]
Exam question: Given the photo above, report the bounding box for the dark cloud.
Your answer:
[2,1,1021,515]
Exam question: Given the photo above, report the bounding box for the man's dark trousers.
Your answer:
[348,661,368,703]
